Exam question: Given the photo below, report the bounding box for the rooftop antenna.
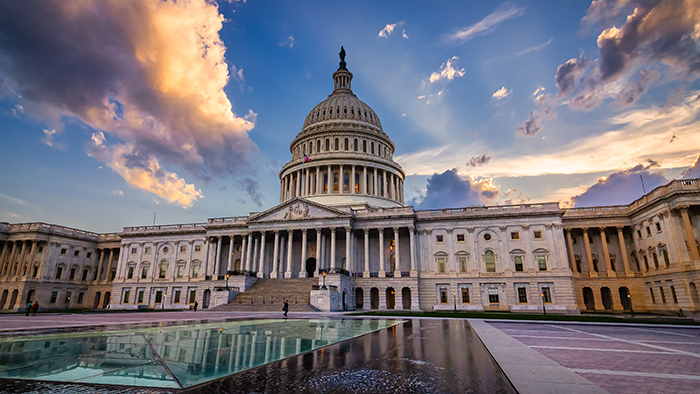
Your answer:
[153,211,157,226]
[640,175,646,194]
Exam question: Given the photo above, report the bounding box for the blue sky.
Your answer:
[0,0,699,233]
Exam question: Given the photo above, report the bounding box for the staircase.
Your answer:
[214,278,320,312]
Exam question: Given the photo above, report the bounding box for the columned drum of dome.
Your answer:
[280,48,405,208]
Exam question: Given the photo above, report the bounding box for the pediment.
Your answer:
[249,198,352,223]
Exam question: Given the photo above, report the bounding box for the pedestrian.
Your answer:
[193,300,198,311]
[26,301,33,317]
[283,300,289,317]
[32,301,39,316]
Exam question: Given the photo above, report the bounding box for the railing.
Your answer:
[370,272,379,278]
[230,270,257,277]
[353,272,364,278]
[401,271,411,277]
[419,202,559,216]
[354,206,414,215]
[122,223,206,233]
[207,217,249,225]
[214,286,240,292]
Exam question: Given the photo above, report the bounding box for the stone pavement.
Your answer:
[482,320,700,394]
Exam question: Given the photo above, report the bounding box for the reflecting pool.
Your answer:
[0,318,401,389]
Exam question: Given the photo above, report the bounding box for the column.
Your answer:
[378,228,385,277]
[565,229,576,272]
[339,164,344,194]
[680,207,700,260]
[316,166,321,194]
[95,248,105,282]
[363,229,370,275]
[394,227,401,276]
[252,236,259,274]
[245,232,253,271]
[315,228,322,276]
[617,226,633,276]
[271,230,280,278]
[327,164,332,193]
[104,248,114,282]
[228,236,234,272]
[257,231,266,278]
[373,167,378,196]
[409,227,417,276]
[305,167,310,196]
[241,233,248,271]
[214,237,222,276]
[582,228,597,277]
[330,227,336,270]
[345,227,351,271]
[14,241,26,277]
[0,242,8,277]
[599,228,614,275]
[285,230,293,278]
[319,230,325,273]
[351,165,356,193]
[299,229,308,278]
[390,174,395,200]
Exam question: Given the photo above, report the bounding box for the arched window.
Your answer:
[344,172,350,192]
[325,139,330,151]
[159,261,168,279]
[344,138,349,150]
[317,139,321,153]
[363,140,367,152]
[371,141,375,154]
[333,172,339,192]
[334,138,339,150]
[355,173,360,192]
[302,143,306,155]
[354,139,358,151]
[484,250,496,272]
[324,172,329,193]
[309,141,313,153]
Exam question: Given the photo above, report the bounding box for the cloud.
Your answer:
[445,2,525,43]
[502,38,553,60]
[533,87,545,96]
[516,92,556,136]
[379,22,401,38]
[40,128,63,148]
[682,154,700,179]
[429,56,465,83]
[239,177,263,208]
[409,169,499,209]
[0,192,32,206]
[0,0,256,206]
[572,163,670,207]
[402,30,409,39]
[113,190,124,196]
[492,86,512,100]
[278,35,294,48]
[467,154,491,167]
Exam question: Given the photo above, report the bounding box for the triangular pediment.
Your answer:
[249,198,353,223]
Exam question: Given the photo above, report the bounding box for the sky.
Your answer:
[0,0,699,233]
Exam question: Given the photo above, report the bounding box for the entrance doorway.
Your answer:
[402,287,411,310]
[355,288,364,309]
[619,287,631,310]
[305,258,316,278]
[386,287,395,309]
[583,287,595,311]
[370,288,379,309]
[93,292,101,309]
[26,290,35,303]
[203,289,211,309]
[102,292,111,308]
[601,287,612,310]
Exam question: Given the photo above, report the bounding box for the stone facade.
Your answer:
[1,55,699,316]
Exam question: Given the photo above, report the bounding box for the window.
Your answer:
[652,252,659,269]
[309,141,313,152]
[510,232,520,240]
[589,236,594,244]
[38,246,43,253]
[344,138,349,150]
[145,247,151,254]
[174,290,181,304]
[488,288,499,304]
[78,292,84,304]
[86,252,92,258]
[195,245,201,252]
[325,139,330,151]
[459,257,467,273]
[517,288,528,303]
[649,287,656,303]
[610,255,616,271]
[180,245,186,253]
[81,268,88,281]
[334,138,339,150]
[189,290,197,303]
[592,256,599,272]
[436,235,444,243]
[343,172,350,192]
[354,139,358,151]
[73,251,80,257]
[177,264,184,278]
[572,237,577,244]
[55,266,63,279]
[662,249,670,267]
[484,233,492,241]
[533,231,543,239]
[163,247,169,254]
[437,257,446,273]
[138,290,144,304]
[159,261,168,279]
[461,288,470,303]
[355,173,360,193]
[50,291,58,303]
[646,227,651,236]
[457,234,465,242]
[371,141,374,154]
[537,255,547,271]
[542,287,552,303]
[192,264,200,278]
[141,265,148,279]
[363,140,367,152]
[655,222,661,232]
[439,288,448,304]
[131,247,137,254]
[637,230,642,239]
[317,140,321,153]
[123,290,130,304]
[514,256,523,272]
[127,266,134,279]
[659,287,666,303]
[485,250,496,272]
[69,268,76,280]
[60,248,67,255]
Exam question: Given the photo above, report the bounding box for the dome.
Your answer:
[302,92,382,130]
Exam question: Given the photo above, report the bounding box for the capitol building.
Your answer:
[1,52,699,317]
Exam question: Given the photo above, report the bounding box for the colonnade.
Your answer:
[0,239,40,279]
[565,226,634,277]
[280,164,404,204]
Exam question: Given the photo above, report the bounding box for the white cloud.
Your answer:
[446,3,524,43]
[533,86,545,96]
[402,30,409,39]
[113,190,124,195]
[492,86,512,100]
[379,23,398,38]
[278,35,294,48]
[429,56,465,83]
[41,128,58,147]
[502,38,553,59]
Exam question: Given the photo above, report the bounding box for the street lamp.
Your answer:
[628,293,634,318]
[453,291,457,313]
[541,293,546,316]
[226,273,230,289]
[322,271,327,290]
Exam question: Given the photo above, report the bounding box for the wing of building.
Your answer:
[1,51,699,317]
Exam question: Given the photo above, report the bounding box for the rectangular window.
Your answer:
[127,266,134,279]
[538,256,547,271]
[542,287,552,303]
[192,264,199,278]
[510,232,520,240]
[50,291,58,303]
[86,252,92,258]
[82,269,89,281]
[159,263,167,279]
[123,290,130,304]
[488,288,499,304]
[131,247,137,254]
[137,290,144,304]
[436,235,444,243]
[78,292,84,304]
[662,249,670,267]
[174,290,181,304]
[180,245,186,253]
[437,257,446,273]
[649,287,656,303]
[439,288,448,304]
[637,230,642,239]
[659,287,666,303]
[145,247,151,254]
[141,266,148,279]
[646,227,651,236]
[655,222,661,232]
[514,256,523,272]
[189,290,197,304]
[533,231,543,239]
[60,248,67,255]
[457,234,465,242]
[64,292,71,305]
[459,257,467,273]
[517,287,528,303]
[73,250,80,257]
[485,252,496,272]
[461,288,470,303]
[177,264,184,278]
[670,285,678,303]
[69,268,76,280]
[194,245,201,252]
[55,267,63,279]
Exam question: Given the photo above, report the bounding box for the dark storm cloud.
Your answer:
[572,163,669,207]
[466,154,491,167]
[409,169,498,209]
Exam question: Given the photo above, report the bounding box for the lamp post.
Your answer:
[541,293,546,316]
[628,293,634,318]
[322,271,327,290]
[226,273,230,289]
[453,291,457,313]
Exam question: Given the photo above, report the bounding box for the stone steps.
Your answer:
[214,278,319,312]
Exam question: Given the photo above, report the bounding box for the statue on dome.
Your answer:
[338,46,347,70]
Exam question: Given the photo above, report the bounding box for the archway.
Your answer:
[619,287,631,310]
[402,287,411,310]
[234,259,241,271]
[306,258,316,278]
[583,287,595,311]
[370,287,379,310]
[102,292,111,308]
[9,290,18,309]
[355,288,364,309]
[93,292,101,309]
[203,289,211,309]
[601,287,612,310]
[26,289,35,303]
[386,287,395,310]
[0,290,7,309]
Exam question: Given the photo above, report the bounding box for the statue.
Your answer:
[339,46,346,62]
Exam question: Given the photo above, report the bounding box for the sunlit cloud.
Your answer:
[492,86,512,100]
[402,30,409,39]
[445,2,524,43]
[429,56,465,83]
[379,22,403,38]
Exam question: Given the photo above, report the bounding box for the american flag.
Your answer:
[303,154,311,162]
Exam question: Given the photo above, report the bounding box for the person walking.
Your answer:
[282,300,289,318]
[26,301,33,317]
[193,300,198,311]
[32,301,39,316]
